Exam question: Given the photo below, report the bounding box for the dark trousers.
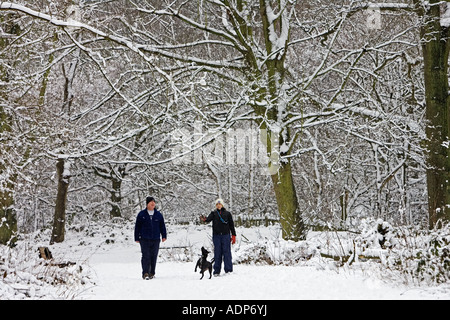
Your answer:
[213,234,233,274]
[139,239,160,276]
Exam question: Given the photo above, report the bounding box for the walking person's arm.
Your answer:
[228,212,237,244]
[160,215,167,242]
[134,213,142,243]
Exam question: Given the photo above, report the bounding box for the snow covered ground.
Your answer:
[2,221,450,300]
[82,245,447,300]
[79,223,449,300]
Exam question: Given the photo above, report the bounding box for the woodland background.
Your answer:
[1,0,450,246]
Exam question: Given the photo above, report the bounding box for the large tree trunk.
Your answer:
[271,160,305,241]
[262,125,306,241]
[0,109,17,247]
[419,0,450,228]
[0,13,19,246]
[258,0,305,241]
[50,158,70,244]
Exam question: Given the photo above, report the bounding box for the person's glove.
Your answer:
[231,235,236,244]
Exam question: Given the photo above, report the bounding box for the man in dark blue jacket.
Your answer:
[134,196,167,280]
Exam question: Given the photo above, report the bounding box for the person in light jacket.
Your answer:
[201,198,236,276]
[134,196,167,280]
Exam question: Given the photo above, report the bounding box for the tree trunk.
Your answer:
[110,178,122,218]
[261,125,306,241]
[50,158,70,244]
[0,13,19,246]
[109,165,125,218]
[0,109,17,247]
[0,176,17,247]
[256,1,306,241]
[93,164,125,218]
[419,0,450,228]
[271,160,305,241]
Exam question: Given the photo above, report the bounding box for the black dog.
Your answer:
[195,247,214,279]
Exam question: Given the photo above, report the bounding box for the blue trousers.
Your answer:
[213,234,233,274]
[139,239,160,276]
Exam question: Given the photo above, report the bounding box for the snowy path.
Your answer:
[79,245,442,300]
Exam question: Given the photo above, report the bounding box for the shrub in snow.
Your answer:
[0,243,93,299]
[356,219,450,285]
[415,231,450,283]
[358,218,398,251]
[384,224,450,285]
[234,239,316,265]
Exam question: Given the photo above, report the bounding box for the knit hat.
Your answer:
[215,198,225,207]
[146,196,155,205]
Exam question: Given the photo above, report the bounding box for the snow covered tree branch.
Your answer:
[0,0,444,244]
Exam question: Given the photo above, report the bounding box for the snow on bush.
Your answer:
[359,219,398,249]
[355,219,450,285]
[0,219,128,300]
[382,224,450,285]
[234,239,316,265]
[0,243,93,299]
